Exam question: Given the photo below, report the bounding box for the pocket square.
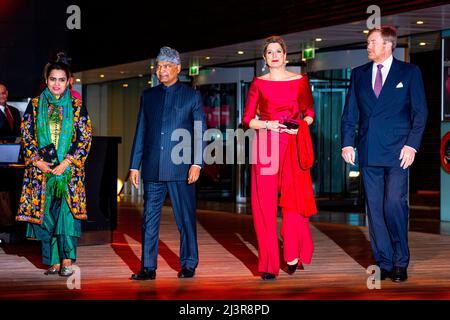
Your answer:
[396,82,404,88]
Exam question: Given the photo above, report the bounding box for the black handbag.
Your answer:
[38,143,60,168]
[283,119,300,129]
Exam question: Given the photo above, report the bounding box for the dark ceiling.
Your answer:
[67,0,450,71]
[1,0,449,97]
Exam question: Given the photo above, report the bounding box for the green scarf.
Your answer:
[36,88,74,198]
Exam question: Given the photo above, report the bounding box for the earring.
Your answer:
[262,60,268,72]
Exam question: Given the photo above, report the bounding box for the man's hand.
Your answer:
[342,146,355,165]
[187,166,201,184]
[129,169,140,189]
[399,145,416,169]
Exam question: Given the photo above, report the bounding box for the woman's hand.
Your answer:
[304,116,313,126]
[267,120,286,132]
[281,128,298,135]
[51,159,71,176]
[34,160,53,173]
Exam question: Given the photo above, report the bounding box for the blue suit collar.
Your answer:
[160,80,181,92]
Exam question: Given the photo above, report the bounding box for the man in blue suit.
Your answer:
[341,26,428,282]
[129,47,206,280]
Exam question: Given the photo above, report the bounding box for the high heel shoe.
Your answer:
[261,273,276,280]
[287,262,298,275]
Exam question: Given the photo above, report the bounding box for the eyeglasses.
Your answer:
[156,64,176,71]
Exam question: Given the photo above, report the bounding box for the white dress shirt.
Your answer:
[0,105,6,115]
[371,54,393,89]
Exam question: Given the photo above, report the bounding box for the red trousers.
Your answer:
[251,130,314,275]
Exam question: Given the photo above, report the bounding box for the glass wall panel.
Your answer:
[197,83,237,198]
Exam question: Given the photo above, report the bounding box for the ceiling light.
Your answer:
[302,58,307,62]
[419,42,427,46]
[315,38,323,42]
[122,83,129,88]
[237,51,244,55]
[205,56,211,60]
[75,78,81,83]
[147,81,152,85]
[150,66,154,69]
[99,74,105,78]
[363,30,369,34]
[416,20,424,25]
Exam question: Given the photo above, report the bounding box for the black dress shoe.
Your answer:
[178,268,195,278]
[131,269,156,280]
[261,273,276,280]
[392,267,408,282]
[380,268,392,280]
[287,262,298,275]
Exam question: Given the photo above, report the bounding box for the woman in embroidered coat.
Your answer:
[16,57,92,276]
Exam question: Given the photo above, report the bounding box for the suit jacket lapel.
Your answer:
[0,108,7,126]
[360,63,377,114]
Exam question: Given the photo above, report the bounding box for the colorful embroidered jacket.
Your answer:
[16,97,92,224]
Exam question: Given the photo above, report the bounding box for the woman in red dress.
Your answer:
[243,36,317,280]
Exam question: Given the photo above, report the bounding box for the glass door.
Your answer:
[308,69,364,204]
[197,83,237,198]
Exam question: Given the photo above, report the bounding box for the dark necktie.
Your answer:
[4,106,14,130]
[374,64,384,97]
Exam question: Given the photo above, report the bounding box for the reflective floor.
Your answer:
[1,195,449,300]
[194,197,450,236]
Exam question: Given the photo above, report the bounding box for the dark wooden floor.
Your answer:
[1,198,450,300]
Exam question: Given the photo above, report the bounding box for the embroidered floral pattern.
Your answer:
[16,97,92,225]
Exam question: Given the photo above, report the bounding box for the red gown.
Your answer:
[243,76,317,276]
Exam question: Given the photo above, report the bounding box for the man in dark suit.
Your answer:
[129,47,206,280]
[0,82,21,140]
[341,26,428,282]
